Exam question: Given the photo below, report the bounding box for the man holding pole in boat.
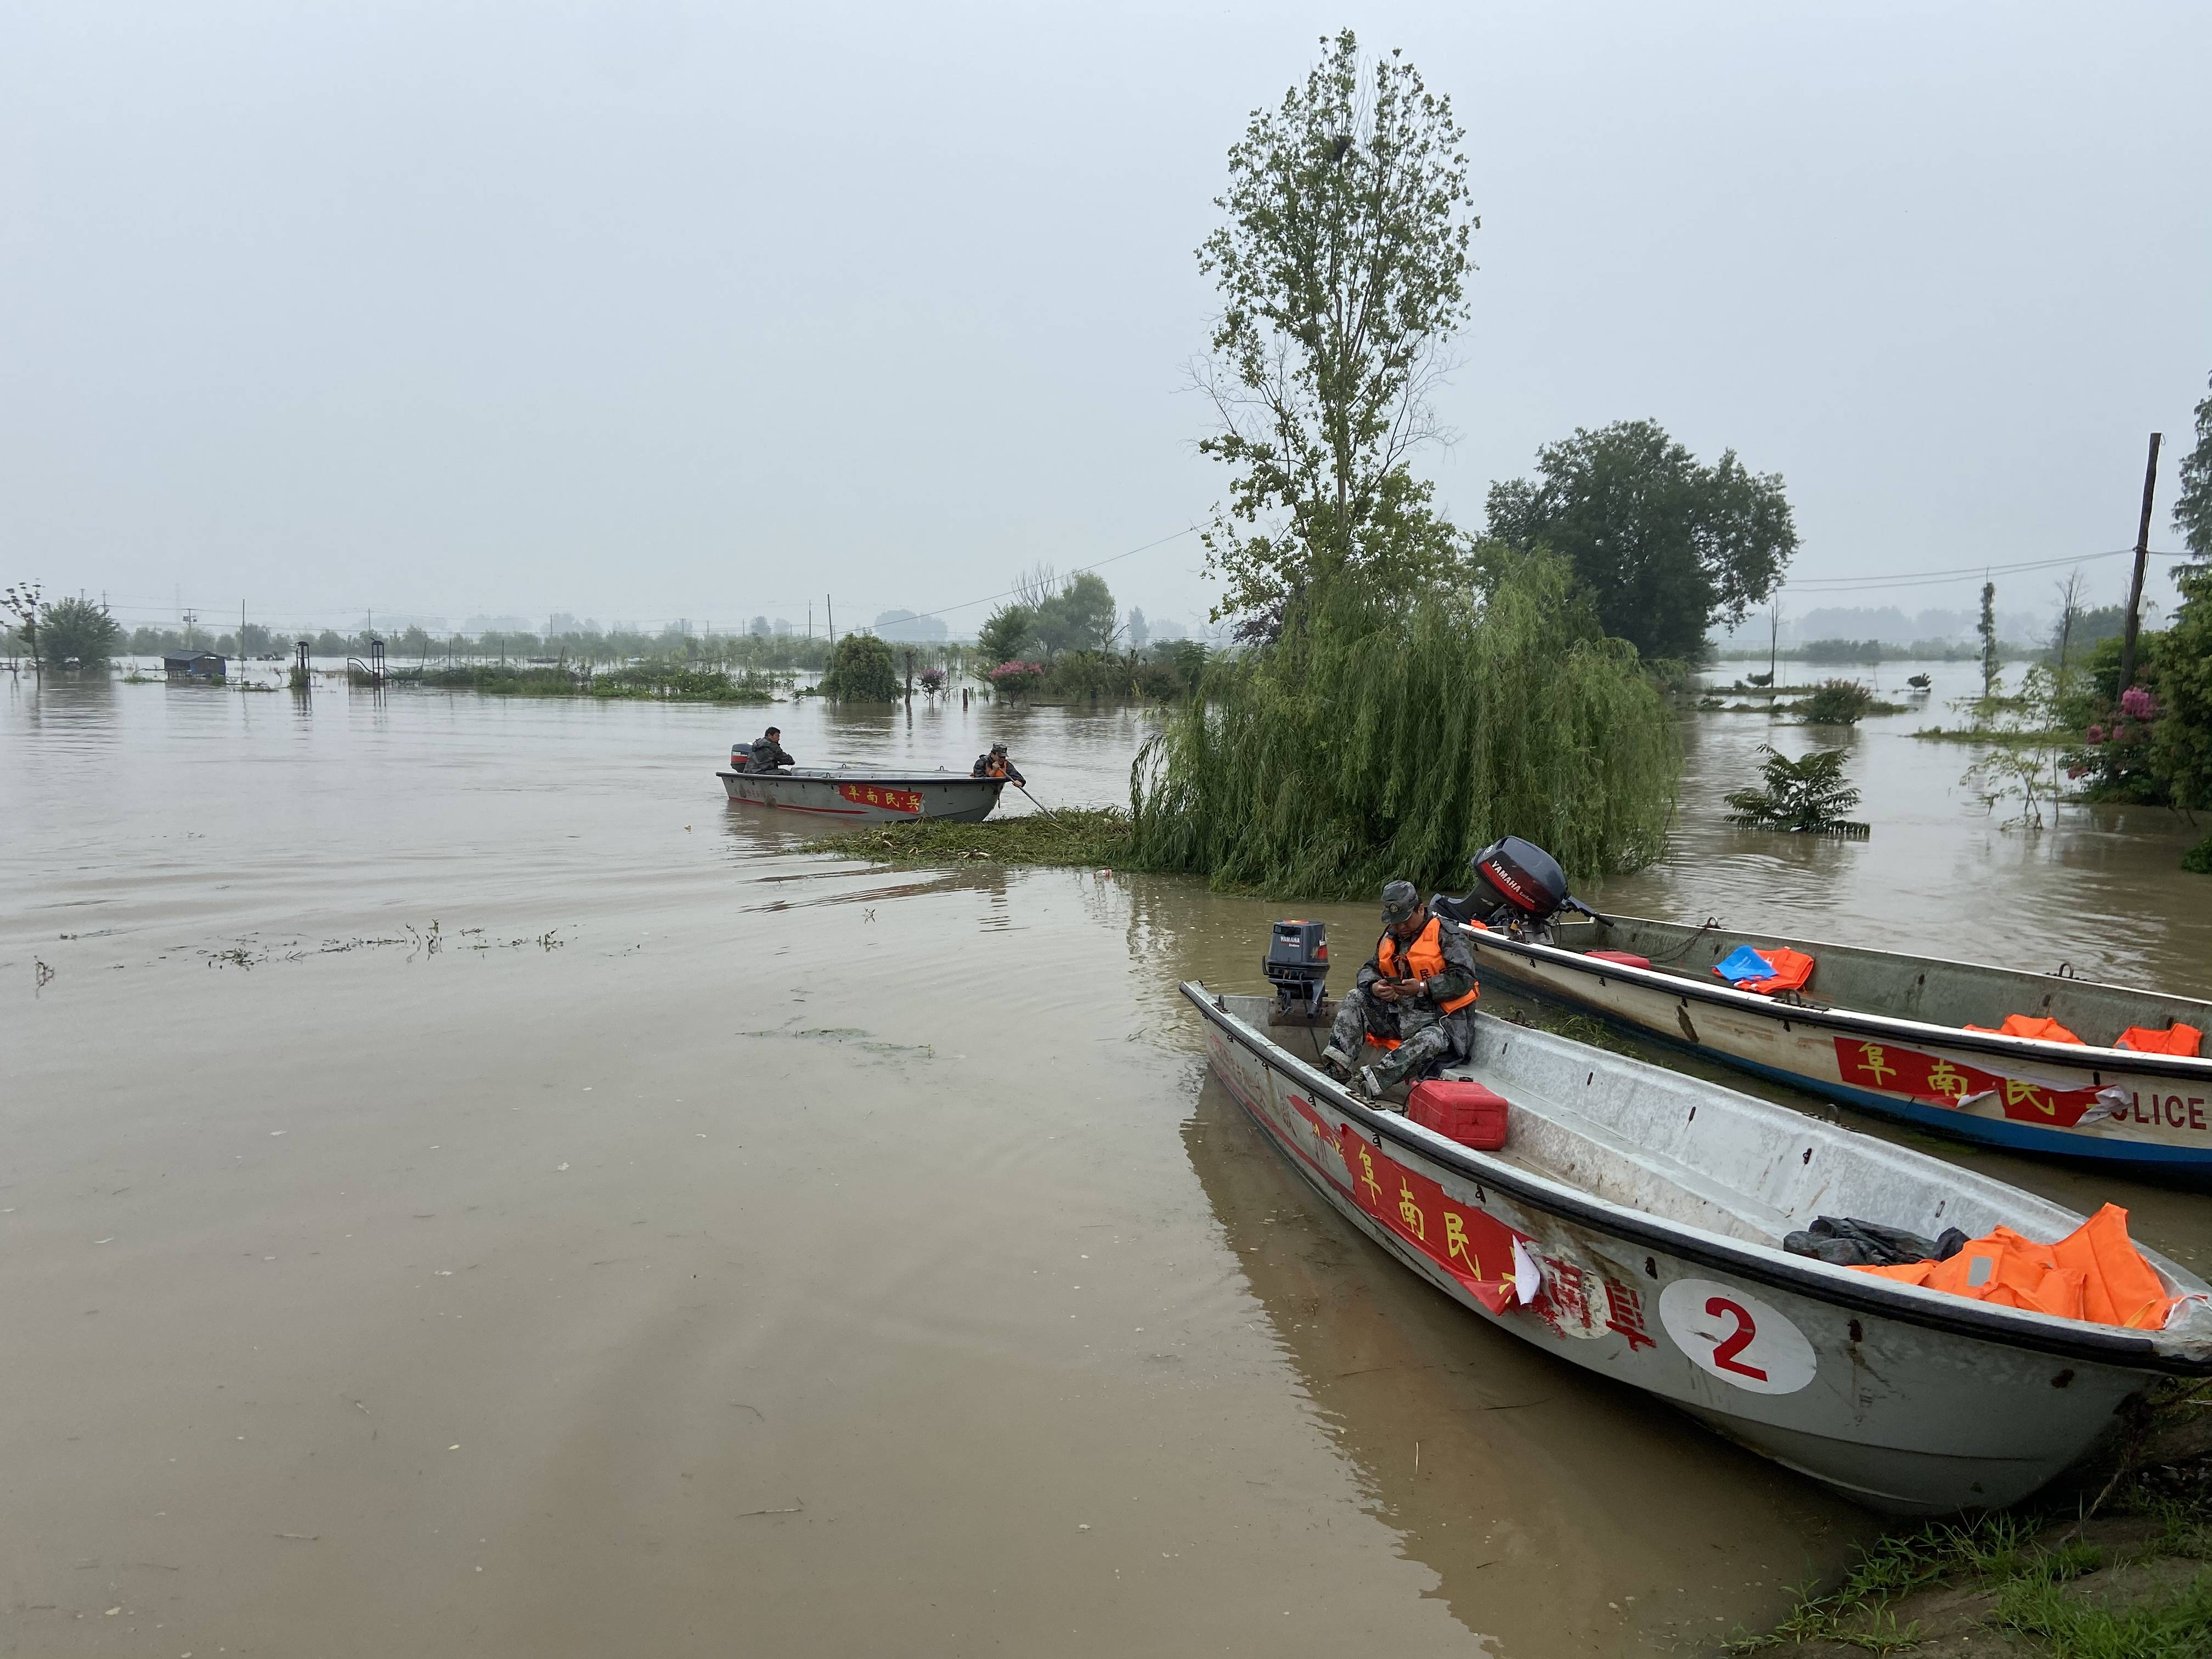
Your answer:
[750,726,795,772]
[970,742,1025,786]
[1321,880,1480,1102]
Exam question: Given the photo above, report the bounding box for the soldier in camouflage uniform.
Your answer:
[1321,879,1480,1101]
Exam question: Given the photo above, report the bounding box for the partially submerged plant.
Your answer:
[1797,678,1876,725]
[1724,744,1869,838]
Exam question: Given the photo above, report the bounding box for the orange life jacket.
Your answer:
[1853,1203,2173,1331]
[1965,1014,2084,1045]
[1375,916,1479,1014]
[2114,1023,2204,1057]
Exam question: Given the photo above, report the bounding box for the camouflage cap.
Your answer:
[1380,880,1421,926]
[991,742,1009,754]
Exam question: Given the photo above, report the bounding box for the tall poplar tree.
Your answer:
[1193,31,1479,633]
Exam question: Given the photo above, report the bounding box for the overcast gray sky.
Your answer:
[4,1,2208,638]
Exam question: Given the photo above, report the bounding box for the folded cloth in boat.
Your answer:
[1712,945,1815,995]
[2114,1022,2205,1057]
[1784,1216,1970,1268]
[1852,1203,2176,1331]
[1964,1014,2084,1045]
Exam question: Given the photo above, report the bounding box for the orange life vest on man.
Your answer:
[1375,915,1479,1013]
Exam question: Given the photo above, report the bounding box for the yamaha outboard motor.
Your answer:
[1432,837,1607,939]
[1263,919,1330,1022]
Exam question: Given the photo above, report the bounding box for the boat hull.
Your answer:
[1187,985,2207,1513]
[1465,924,2212,1172]
[718,769,1005,823]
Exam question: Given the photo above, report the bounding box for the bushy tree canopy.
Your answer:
[821,632,900,702]
[38,595,123,667]
[1485,419,1796,664]
[1195,31,1480,629]
[2176,370,2212,561]
[977,603,1034,665]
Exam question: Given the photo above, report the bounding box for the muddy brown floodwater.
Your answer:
[3,667,2206,1657]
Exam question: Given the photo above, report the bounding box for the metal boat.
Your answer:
[1187,982,2212,1513]
[1460,916,2212,1171]
[718,765,1006,823]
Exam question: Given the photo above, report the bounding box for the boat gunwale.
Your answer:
[1183,980,2212,1376]
[1466,920,2212,1082]
[714,769,1006,788]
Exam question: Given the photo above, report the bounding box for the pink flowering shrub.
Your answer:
[2119,685,2160,721]
[2086,724,2107,744]
[988,659,1045,698]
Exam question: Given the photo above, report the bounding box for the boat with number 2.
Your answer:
[1186,981,2212,1513]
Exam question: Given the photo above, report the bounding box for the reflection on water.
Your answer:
[3,664,2205,1655]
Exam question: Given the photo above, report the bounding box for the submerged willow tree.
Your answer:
[1130,34,1677,896]
[1130,555,1677,895]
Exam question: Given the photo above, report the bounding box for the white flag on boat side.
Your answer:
[1511,1237,1544,1306]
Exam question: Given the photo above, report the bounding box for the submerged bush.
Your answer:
[820,634,901,702]
[1799,679,1876,725]
[1128,553,1678,896]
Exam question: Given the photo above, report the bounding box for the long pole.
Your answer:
[826,595,834,645]
[2118,431,2163,696]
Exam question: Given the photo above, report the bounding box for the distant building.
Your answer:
[164,650,226,681]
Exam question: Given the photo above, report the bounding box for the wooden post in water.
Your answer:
[2118,431,2163,696]
[904,649,914,699]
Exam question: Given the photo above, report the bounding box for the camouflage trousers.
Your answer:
[1328,989,1469,1091]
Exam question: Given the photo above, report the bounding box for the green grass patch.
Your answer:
[806,808,1136,870]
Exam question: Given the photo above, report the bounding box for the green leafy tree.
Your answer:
[1031,572,1118,657]
[821,632,900,702]
[1725,746,1865,834]
[2175,370,2212,560]
[976,603,1035,665]
[2,582,42,662]
[39,595,124,667]
[1194,30,1480,630]
[1977,580,1999,697]
[1130,551,1676,894]
[1484,420,1796,664]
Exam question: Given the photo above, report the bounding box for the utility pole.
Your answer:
[2118,431,2163,696]
[826,595,834,646]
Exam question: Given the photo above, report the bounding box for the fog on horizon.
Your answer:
[3,1,2208,642]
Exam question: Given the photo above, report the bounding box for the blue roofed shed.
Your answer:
[164,650,227,681]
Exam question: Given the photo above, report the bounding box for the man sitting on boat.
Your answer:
[1321,880,1480,1101]
[750,726,795,772]
[971,742,1026,786]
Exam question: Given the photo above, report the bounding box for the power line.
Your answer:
[902,525,1201,620]
[1782,547,2191,595]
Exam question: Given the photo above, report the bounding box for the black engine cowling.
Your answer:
[1432,837,1588,933]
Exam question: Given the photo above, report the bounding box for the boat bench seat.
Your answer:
[1441,1067,1792,1245]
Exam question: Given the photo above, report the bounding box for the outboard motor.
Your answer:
[729,742,752,772]
[1432,837,1609,941]
[1263,919,1330,1022]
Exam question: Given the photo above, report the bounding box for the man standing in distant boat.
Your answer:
[971,742,1025,786]
[1321,879,1480,1102]
[751,726,795,771]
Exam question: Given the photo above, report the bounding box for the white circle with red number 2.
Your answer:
[1657,1279,1818,1395]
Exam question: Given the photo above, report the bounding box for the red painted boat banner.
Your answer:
[1832,1036,2103,1127]
[1332,1124,1522,1313]
[836,783,922,814]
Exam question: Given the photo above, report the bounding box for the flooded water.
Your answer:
[3,665,2204,1656]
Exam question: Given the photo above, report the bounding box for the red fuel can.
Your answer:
[1406,1080,1510,1150]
